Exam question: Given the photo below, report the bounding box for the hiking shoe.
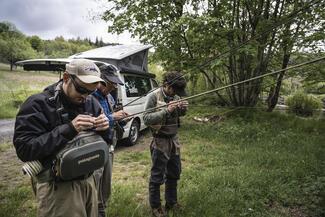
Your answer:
[152,206,167,217]
[165,202,183,212]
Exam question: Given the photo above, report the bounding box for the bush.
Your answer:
[286,92,322,117]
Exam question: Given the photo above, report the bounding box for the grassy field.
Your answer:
[0,107,324,217]
[0,63,58,118]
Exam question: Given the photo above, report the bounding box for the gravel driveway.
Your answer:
[0,119,15,143]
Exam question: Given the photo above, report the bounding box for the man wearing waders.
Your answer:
[13,59,110,217]
[143,71,188,217]
[92,64,128,217]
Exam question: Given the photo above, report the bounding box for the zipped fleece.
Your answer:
[13,81,110,165]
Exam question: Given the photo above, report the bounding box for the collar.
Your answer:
[161,87,174,102]
[93,89,106,100]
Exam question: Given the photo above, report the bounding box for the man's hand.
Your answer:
[71,114,96,132]
[94,113,110,131]
[167,101,178,113]
[113,110,129,121]
[178,100,189,110]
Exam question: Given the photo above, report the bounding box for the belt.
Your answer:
[153,134,176,139]
[36,169,93,183]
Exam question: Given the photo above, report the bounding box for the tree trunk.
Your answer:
[267,14,299,111]
[266,53,290,111]
[10,57,14,71]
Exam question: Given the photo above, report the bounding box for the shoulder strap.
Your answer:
[48,82,69,124]
[150,88,166,132]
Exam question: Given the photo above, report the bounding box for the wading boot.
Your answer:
[152,206,167,217]
[165,202,183,213]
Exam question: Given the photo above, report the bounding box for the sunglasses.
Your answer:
[70,75,94,95]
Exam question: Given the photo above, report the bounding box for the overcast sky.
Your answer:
[0,0,139,44]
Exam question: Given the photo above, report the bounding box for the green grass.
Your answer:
[0,185,36,217]
[0,143,11,152]
[0,63,58,118]
[105,109,325,217]
[0,107,324,217]
[177,110,325,217]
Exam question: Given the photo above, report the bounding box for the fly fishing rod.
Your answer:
[122,56,325,119]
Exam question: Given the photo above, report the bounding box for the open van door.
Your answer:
[16,58,109,73]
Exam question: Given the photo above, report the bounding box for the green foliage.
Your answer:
[148,58,164,83]
[191,94,229,106]
[101,0,325,106]
[0,37,38,65]
[0,21,98,65]
[286,92,322,117]
[304,82,325,94]
[43,36,95,58]
[27,35,44,52]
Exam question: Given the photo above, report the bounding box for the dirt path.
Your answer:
[0,119,14,143]
[0,147,30,188]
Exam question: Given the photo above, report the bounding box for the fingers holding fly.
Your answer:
[94,113,109,131]
[71,115,96,132]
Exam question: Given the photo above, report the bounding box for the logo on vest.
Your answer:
[78,154,100,164]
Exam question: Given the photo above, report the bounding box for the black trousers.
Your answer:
[149,147,181,208]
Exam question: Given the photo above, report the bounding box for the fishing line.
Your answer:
[121,56,325,120]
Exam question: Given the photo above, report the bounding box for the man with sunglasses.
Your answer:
[92,64,128,217]
[13,59,110,217]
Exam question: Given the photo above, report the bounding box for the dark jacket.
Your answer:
[13,81,110,164]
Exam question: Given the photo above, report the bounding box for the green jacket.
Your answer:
[143,88,186,157]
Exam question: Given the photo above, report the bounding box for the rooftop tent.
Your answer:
[69,44,153,74]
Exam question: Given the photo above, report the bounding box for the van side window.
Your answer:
[125,75,151,97]
[151,79,158,88]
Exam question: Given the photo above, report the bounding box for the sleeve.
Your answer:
[86,96,112,144]
[143,92,169,126]
[107,94,116,107]
[177,107,187,117]
[107,114,115,128]
[176,96,187,117]
[13,95,78,162]
[105,94,115,128]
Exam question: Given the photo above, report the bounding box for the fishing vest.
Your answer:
[150,88,180,134]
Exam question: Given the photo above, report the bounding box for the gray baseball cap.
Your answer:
[65,59,104,84]
[99,64,124,85]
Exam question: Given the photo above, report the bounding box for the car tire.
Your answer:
[126,119,140,146]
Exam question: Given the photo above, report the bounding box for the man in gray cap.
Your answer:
[13,59,111,217]
[92,64,128,217]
